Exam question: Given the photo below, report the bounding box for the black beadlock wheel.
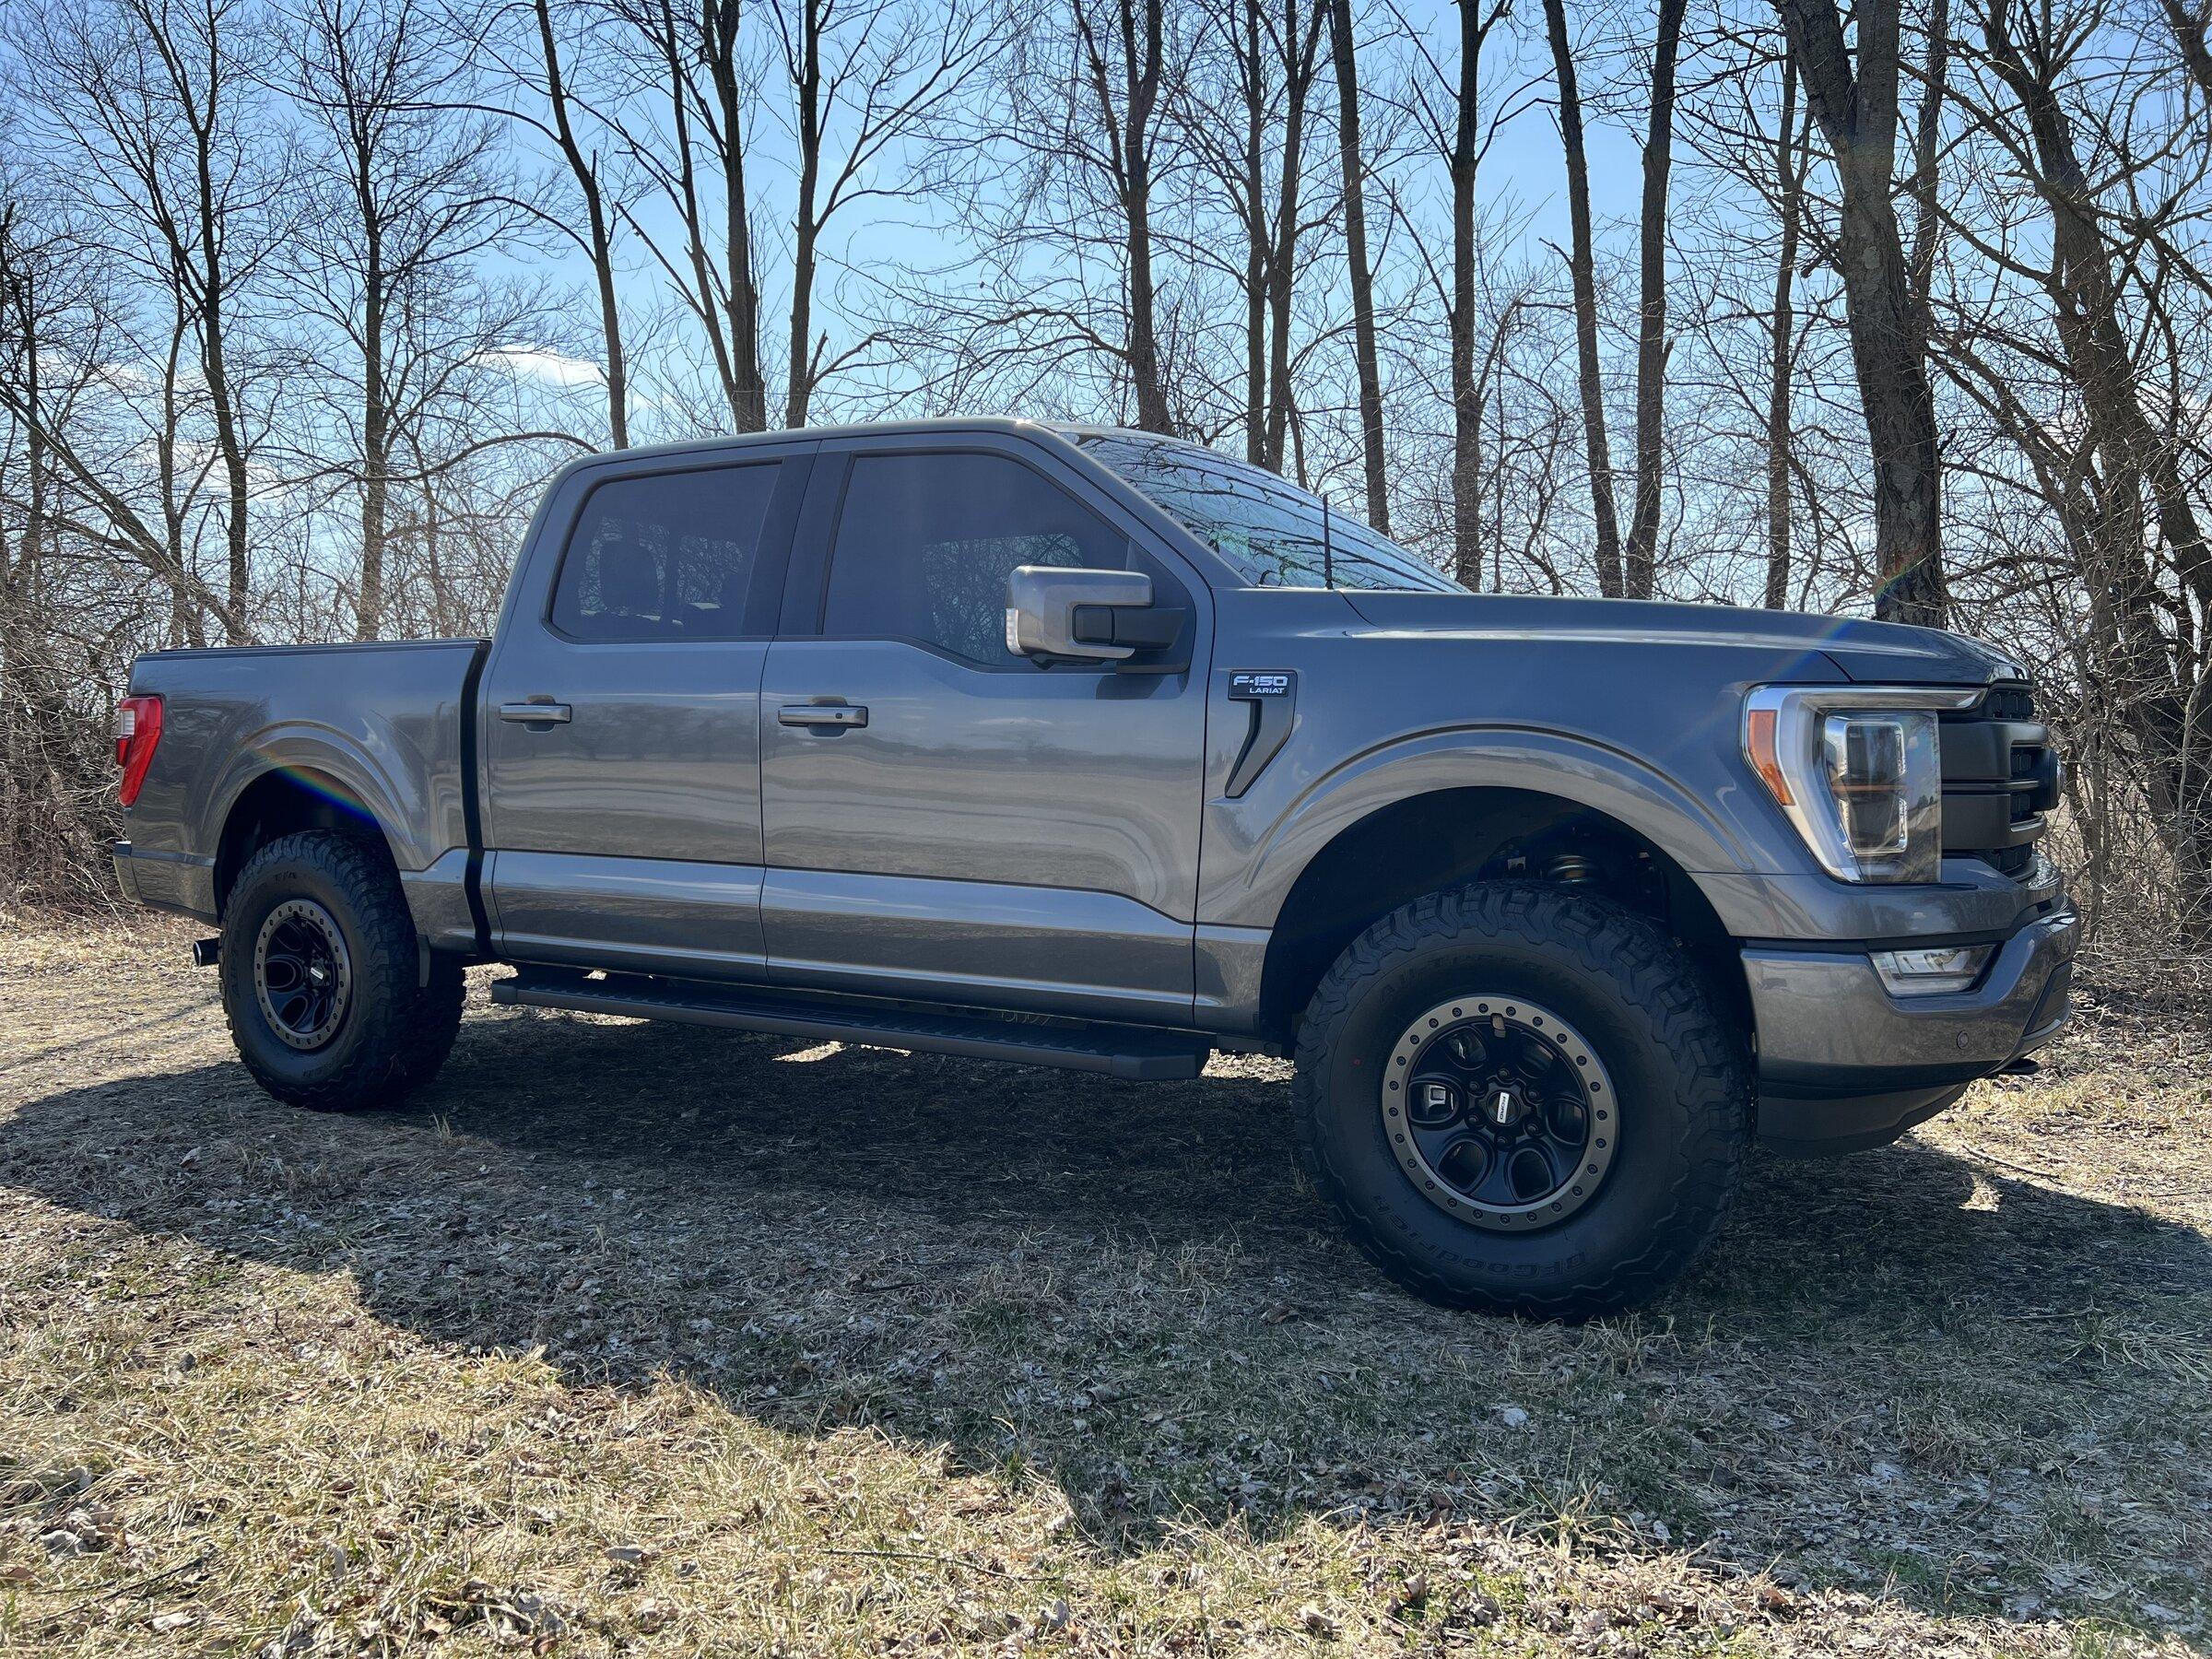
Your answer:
[253,899,354,1051]
[1382,994,1620,1230]
[1293,882,1751,1318]
[218,830,465,1111]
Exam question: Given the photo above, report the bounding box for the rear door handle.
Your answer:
[499,700,572,724]
[778,703,868,730]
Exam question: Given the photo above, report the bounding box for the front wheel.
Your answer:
[1293,883,1750,1318]
[218,830,464,1111]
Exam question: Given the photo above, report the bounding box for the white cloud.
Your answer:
[484,346,606,387]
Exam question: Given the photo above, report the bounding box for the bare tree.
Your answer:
[514,0,633,445]
[1181,0,1277,457]
[1083,0,1177,431]
[9,0,282,639]
[608,0,769,431]
[290,0,551,638]
[0,197,236,633]
[1951,0,2212,903]
[1539,0,1621,594]
[1415,0,1512,585]
[1327,0,1389,527]
[897,0,1196,431]
[1623,0,1688,598]
[771,0,1001,428]
[1765,49,1805,609]
[2161,0,2212,96]
[1259,0,1327,468]
[1774,0,1948,624]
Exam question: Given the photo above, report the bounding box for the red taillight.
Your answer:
[115,694,163,806]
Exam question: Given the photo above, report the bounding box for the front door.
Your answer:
[759,435,1213,1024]
[479,445,811,978]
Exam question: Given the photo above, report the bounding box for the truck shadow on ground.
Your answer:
[6,1004,2208,1628]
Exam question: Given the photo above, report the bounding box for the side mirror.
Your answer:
[1006,566,1178,665]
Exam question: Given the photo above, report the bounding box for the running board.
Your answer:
[488,968,1210,1081]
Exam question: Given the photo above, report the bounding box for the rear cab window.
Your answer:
[549,462,786,641]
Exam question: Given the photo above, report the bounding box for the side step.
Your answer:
[488,967,1210,1081]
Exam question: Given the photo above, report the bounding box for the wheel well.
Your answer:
[214,771,389,917]
[1256,787,1748,1044]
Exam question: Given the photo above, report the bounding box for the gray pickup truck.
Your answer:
[112,418,2076,1314]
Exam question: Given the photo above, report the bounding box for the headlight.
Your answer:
[1744,686,1979,883]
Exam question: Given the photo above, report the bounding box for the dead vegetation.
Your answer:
[0,914,2206,1655]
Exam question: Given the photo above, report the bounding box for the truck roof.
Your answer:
[547,417,1218,469]
[557,416,1068,463]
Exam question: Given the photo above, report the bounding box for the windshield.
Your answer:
[1074,432,1466,594]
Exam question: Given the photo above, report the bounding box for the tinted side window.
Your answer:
[551,463,782,641]
[822,452,1126,664]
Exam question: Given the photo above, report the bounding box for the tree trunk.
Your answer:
[1327,0,1388,532]
[1908,0,1948,326]
[1624,0,1688,599]
[194,171,251,638]
[1264,0,1324,472]
[1241,0,1267,464]
[2161,0,2212,97]
[1775,0,1947,626]
[1449,0,1483,588]
[1980,0,2212,902]
[1121,0,1172,433]
[159,286,189,644]
[535,0,629,446]
[710,0,767,432]
[786,0,823,428]
[358,228,387,641]
[1766,53,1804,610]
[1540,0,1621,595]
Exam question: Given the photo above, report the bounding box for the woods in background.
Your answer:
[3,0,2209,956]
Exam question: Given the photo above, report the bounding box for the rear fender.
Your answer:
[202,724,429,873]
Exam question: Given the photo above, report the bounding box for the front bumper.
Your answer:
[1746,902,2078,1154]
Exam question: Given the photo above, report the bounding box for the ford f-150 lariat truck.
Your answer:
[111,418,2076,1314]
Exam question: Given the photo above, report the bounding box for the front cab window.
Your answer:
[822,451,1138,665]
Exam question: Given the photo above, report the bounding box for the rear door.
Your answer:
[479,443,813,977]
[758,432,1213,1024]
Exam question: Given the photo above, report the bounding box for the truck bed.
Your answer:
[115,640,488,929]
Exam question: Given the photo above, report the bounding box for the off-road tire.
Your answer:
[218,830,465,1111]
[1293,882,1750,1317]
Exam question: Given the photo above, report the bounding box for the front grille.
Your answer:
[1939,683,2056,877]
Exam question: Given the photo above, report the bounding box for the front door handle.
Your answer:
[778,703,868,730]
[499,700,572,724]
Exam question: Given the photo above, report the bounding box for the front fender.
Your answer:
[1196,723,1781,934]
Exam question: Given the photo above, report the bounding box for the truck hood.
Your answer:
[1340,593,2028,687]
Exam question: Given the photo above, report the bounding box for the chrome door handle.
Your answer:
[499,700,572,724]
[778,703,868,729]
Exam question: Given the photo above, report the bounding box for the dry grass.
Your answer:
[0,914,2205,1656]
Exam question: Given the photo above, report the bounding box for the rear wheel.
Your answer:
[1293,882,1749,1317]
[218,830,464,1111]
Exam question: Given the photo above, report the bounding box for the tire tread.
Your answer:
[1292,881,1749,1317]
[220,830,464,1111]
